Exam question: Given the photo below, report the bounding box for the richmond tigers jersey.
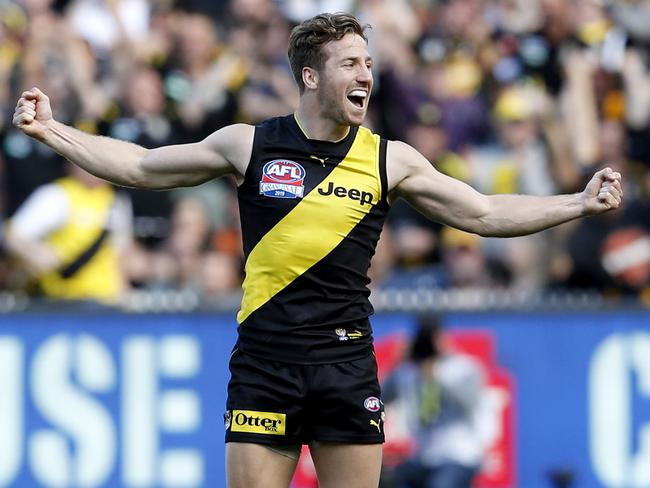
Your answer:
[236,115,390,363]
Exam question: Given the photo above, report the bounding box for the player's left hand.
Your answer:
[582,167,623,215]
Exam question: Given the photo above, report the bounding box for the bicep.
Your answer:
[138,124,253,189]
[140,142,230,188]
[390,142,489,233]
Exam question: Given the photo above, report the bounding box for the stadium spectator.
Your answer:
[3,164,132,303]
[382,316,494,488]
[100,64,179,247]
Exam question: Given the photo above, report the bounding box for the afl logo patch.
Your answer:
[364,396,381,412]
[260,159,306,199]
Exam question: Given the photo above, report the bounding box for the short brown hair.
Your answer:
[288,12,370,93]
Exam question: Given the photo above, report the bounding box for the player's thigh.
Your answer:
[226,442,299,488]
[310,442,383,488]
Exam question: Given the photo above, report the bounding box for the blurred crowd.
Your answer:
[1,0,650,306]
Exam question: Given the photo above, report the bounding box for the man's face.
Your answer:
[317,33,373,126]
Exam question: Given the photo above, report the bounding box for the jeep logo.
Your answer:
[318,181,374,206]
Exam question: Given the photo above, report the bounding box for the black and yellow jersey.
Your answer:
[236,115,390,363]
[38,177,122,302]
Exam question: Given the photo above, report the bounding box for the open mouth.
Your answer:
[347,89,367,109]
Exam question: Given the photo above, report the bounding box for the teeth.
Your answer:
[349,90,367,98]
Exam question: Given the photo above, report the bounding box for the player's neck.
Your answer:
[294,106,350,142]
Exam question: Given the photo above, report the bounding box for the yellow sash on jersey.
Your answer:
[237,126,382,323]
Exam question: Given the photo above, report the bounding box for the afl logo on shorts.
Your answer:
[364,396,382,412]
[260,159,306,199]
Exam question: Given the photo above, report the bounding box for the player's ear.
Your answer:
[302,67,319,91]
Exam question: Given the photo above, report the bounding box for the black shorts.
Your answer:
[224,349,385,446]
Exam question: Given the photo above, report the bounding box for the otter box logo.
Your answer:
[230,410,286,435]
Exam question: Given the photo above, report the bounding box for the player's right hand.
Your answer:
[12,87,53,140]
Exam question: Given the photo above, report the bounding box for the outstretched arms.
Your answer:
[13,87,253,189]
[387,141,622,237]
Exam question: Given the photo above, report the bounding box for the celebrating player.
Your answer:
[13,12,622,488]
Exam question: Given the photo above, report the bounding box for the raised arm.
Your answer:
[12,87,253,189]
[387,140,623,237]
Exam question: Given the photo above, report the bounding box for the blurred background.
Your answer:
[0,0,649,487]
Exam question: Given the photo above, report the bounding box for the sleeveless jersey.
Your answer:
[38,177,123,302]
[236,115,390,363]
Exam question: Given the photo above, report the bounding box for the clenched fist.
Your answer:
[12,87,53,140]
[582,167,623,215]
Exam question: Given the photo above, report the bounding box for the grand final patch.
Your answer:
[260,159,306,199]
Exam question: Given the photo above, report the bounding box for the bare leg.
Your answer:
[226,442,299,488]
[310,443,383,488]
